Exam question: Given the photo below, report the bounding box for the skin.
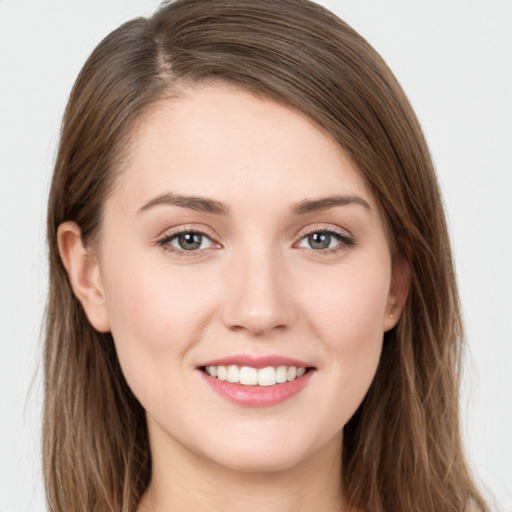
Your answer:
[59,84,408,512]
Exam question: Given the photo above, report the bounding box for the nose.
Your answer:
[221,246,295,337]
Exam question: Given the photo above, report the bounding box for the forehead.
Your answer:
[112,84,375,211]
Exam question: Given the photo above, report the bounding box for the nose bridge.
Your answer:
[221,239,293,336]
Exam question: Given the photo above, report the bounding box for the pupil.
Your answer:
[179,233,202,250]
[309,232,330,250]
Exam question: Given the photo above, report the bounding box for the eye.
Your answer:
[158,230,215,252]
[296,229,354,251]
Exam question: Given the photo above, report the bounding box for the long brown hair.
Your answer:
[44,1,488,511]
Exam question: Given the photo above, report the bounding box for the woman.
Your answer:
[44,0,489,511]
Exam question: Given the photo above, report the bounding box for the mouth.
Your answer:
[197,356,316,407]
[199,364,311,386]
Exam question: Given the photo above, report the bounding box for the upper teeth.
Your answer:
[205,365,306,386]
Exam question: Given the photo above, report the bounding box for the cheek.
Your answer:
[100,259,223,424]
[101,254,218,378]
[299,257,390,415]
[303,256,391,346]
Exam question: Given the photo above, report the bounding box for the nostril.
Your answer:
[220,275,295,336]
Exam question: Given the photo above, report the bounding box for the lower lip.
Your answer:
[198,370,314,407]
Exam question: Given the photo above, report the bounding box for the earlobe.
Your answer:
[383,258,411,332]
[57,221,111,332]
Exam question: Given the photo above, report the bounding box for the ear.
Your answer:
[57,221,111,332]
[383,258,410,332]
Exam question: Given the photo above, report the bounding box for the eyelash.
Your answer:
[155,226,356,257]
[295,227,356,255]
[156,227,219,257]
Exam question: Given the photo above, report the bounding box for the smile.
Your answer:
[197,356,315,407]
[203,365,307,386]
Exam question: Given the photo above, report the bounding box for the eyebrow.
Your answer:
[137,193,229,216]
[137,192,371,216]
[290,195,371,215]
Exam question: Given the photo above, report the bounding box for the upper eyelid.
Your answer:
[157,225,220,242]
[295,223,353,239]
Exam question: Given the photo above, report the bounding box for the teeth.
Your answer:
[239,366,258,385]
[217,365,227,381]
[276,366,288,383]
[226,365,240,382]
[258,367,276,386]
[204,365,308,386]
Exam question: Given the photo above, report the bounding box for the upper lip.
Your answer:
[197,354,314,369]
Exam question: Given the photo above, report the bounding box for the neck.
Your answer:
[138,420,347,512]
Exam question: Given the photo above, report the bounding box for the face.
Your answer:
[74,85,404,473]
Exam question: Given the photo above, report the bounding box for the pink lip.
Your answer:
[198,370,314,407]
[198,354,312,369]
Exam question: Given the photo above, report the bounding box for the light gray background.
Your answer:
[1,1,511,511]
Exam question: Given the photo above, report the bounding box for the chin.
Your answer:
[196,426,341,475]
[214,448,304,473]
